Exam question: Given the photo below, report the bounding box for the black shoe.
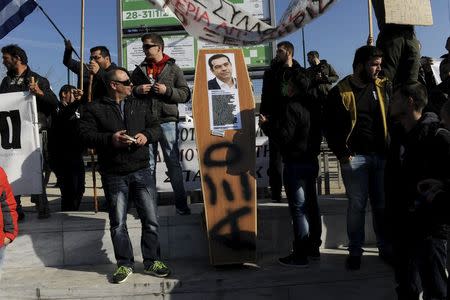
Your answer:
[112,266,133,284]
[308,247,321,261]
[346,255,361,270]
[278,253,309,268]
[176,207,191,215]
[144,260,171,278]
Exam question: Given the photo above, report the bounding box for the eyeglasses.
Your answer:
[142,44,159,50]
[112,79,132,86]
[90,55,102,60]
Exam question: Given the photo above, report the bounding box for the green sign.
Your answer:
[121,0,180,29]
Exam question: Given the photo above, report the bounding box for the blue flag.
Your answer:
[0,0,37,39]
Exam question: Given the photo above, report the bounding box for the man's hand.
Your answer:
[89,60,100,75]
[29,77,44,97]
[73,89,83,101]
[4,237,11,246]
[135,84,153,94]
[153,83,167,95]
[112,130,133,148]
[339,156,353,164]
[64,39,73,51]
[134,133,148,146]
[259,114,268,126]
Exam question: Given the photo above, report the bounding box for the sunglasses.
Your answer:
[90,55,102,60]
[112,79,132,86]
[142,44,159,50]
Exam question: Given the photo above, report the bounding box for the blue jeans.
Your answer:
[149,121,188,210]
[340,154,387,256]
[283,161,321,245]
[101,167,159,268]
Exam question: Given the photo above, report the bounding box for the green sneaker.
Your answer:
[144,260,171,278]
[112,266,133,284]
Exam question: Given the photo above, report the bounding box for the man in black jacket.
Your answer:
[63,40,117,101]
[48,85,85,211]
[263,71,322,267]
[307,50,339,105]
[0,44,58,220]
[259,41,303,203]
[79,67,169,284]
[388,84,450,300]
[131,33,191,215]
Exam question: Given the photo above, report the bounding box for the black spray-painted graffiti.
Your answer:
[203,141,254,250]
[0,110,21,149]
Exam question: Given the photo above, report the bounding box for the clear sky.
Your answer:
[1,0,449,94]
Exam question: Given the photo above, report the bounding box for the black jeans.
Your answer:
[101,167,159,268]
[55,156,85,211]
[394,236,447,300]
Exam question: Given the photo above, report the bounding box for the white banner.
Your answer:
[149,0,336,46]
[155,119,269,191]
[0,92,42,195]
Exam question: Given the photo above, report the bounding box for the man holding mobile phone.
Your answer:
[79,67,170,284]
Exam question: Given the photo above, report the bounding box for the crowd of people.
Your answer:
[0,32,190,283]
[259,33,450,300]
[0,10,449,299]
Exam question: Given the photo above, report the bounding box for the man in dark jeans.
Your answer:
[261,71,323,266]
[388,83,449,300]
[79,67,168,284]
[0,44,58,220]
[131,33,191,215]
[259,41,303,203]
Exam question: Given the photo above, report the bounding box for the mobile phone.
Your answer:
[123,134,137,143]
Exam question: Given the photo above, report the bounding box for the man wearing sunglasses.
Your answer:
[79,67,170,283]
[63,40,117,101]
[131,33,191,216]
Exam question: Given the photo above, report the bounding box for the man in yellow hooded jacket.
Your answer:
[324,45,391,270]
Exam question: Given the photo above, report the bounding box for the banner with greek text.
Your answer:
[0,92,42,195]
[149,0,336,46]
[155,119,269,191]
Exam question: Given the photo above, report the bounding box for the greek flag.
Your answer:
[0,0,37,39]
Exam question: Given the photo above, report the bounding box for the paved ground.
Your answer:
[0,172,401,300]
[1,248,396,300]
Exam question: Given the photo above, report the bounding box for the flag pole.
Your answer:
[79,0,85,91]
[79,0,98,213]
[368,0,374,45]
[302,28,306,68]
[34,0,82,60]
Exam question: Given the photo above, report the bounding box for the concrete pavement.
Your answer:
[0,173,398,299]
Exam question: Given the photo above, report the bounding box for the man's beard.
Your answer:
[358,69,377,83]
